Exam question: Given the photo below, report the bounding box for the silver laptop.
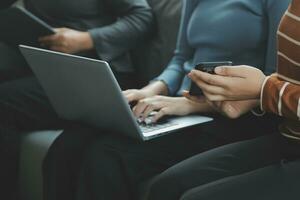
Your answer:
[20,45,213,141]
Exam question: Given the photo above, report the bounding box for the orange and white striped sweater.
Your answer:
[261,0,300,140]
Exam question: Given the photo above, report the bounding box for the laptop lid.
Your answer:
[19,45,144,140]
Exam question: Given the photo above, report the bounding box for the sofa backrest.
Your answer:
[132,0,182,84]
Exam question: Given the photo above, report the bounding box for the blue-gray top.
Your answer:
[156,0,291,96]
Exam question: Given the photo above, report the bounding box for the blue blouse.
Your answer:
[156,0,291,96]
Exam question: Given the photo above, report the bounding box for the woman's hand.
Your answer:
[39,28,94,54]
[132,96,212,123]
[188,65,266,101]
[123,89,154,103]
[123,81,169,103]
[208,100,259,119]
[183,90,258,119]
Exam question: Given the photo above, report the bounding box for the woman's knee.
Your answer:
[145,169,185,200]
[180,188,202,200]
[179,183,224,200]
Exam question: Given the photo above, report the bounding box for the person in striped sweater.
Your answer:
[145,0,300,199]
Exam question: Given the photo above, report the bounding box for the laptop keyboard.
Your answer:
[138,117,178,133]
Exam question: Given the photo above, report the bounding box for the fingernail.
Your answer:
[145,118,153,125]
[137,117,143,123]
[215,67,223,74]
[226,105,234,113]
[188,71,195,77]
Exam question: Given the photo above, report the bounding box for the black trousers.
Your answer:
[0,41,136,199]
[0,77,63,200]
[0,42,57,200]
[0,42,33,82]
[145,134,300,200]
[43,111,281,200]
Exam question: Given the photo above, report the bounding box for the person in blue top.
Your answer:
[43,0,291,200]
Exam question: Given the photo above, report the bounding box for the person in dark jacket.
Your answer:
[0,1,153,199]
[0,0,153,86]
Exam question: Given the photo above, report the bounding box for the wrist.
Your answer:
[256,74,267,99]
[79,32,94,51]
[142,81,168,96]
[186,99,215,114]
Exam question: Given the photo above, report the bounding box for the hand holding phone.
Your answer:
[189,61,232,96]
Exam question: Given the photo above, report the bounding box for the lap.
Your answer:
[83,112,281,166]
[145,134,288,200]
[44,98,282,200]
[0,42,31,82]
[79,114,280,189]
[0,76,62,133]
[0,42,27,69]
[181,159,300,200]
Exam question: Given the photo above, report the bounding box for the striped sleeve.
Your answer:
[261,74,300,120]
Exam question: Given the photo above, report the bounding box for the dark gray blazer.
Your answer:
[1,0,154,73]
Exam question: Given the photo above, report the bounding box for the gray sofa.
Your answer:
[19,1,182,199]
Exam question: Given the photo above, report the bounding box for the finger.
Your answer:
[204,100,220,112]
[214,101,222,108]
[38,34,59,43]
[182,91,206,103]
[202,91,227,102]
[214,66,258,78]
[54,28,62,32]
[188,70,229,87]
[205,100,216,108]
[190,78,226,95]
[208,101,229,116]
[137,96,169,120]
[125,93,141,103]
[213,101,224,112]
[54,28,67,33]
[49,46,66,53]
[133,100,149,118]
[122,90,133,95]
[39,38,61,47]
[142,103,160,120]
[41,34,67,47]
[221,102,238,118]
[152,108,170,123]
[123,90,135,97]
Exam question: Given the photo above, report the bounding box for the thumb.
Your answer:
[214,66,251,78]
[54,28,62,33]
[182,91,206,103]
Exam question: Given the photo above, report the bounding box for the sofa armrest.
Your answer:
[19,130,63,200]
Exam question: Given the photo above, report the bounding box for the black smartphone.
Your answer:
[189,61,233,96]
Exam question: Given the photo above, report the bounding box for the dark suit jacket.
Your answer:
[1,0,154,72]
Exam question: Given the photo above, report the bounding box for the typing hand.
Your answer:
[123,89,152,104]
[133,96,204,123]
